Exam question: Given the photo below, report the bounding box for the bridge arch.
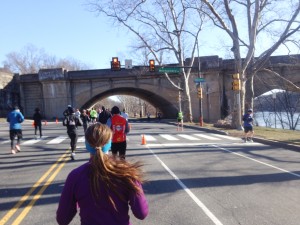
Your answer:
[80,87,178,118]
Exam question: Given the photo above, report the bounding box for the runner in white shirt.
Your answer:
[121,109,129,121]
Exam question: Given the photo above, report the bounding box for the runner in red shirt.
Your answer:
[107,106,130,159]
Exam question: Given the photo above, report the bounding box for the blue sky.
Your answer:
[1,1,299,71]
[0,0,133,70]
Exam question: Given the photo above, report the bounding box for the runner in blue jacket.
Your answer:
[7,106,24,154]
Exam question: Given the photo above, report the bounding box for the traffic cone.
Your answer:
[44,120,47,126]
[56,118,58,124]
[32,121,35,127]
[141,135,147,145]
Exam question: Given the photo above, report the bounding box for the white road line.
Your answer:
[211,134,240,140]
[159,134,179,141]
[146,145,223,225]
[177,134,200,140]
[22,139,41,145]
[143,135,156,141]
[78,136,85,142]
[213,145,300,178]
[46,136,68,144]
[22,136,49,145]
[0,140,10,144]
[194,134,221,140]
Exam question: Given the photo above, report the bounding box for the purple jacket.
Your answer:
[56,162,148,225]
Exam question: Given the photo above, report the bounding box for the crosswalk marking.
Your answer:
[147,142,261,148]
[46,136,68,144]
[78,136,85,142]
[177,134,200,140]
[23,136,49,145]
[159,134,179,141]
[211,134,240,140]
[194,134,221,140]
[0,140,10,144]
[144,135,156,141]
[0,133,242,147]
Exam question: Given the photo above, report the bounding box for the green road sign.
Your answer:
[194,78,205,83]
[158,67,180,73]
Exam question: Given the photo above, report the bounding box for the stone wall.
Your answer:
[0,71,20,117]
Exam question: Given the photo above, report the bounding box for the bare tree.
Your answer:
[201,0,300,128]
[86,0,206,122]
[116,95,138,114]
[255,91,300,130]
[3,44,89,74]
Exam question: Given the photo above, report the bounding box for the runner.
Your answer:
[63,108,83,160]
[121,108,129,121]
[243,109,254,142]
[89,108,98,124]
[7,106,24,154]
[80,109,91,133]
[98,106,111,124]
[33,107,43,139]
[106,106,130,160]
[177,111,183,131]
[56,123,148,225]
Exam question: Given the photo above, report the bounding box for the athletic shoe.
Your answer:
[11,149,16,154]
[71,152,75,160]
[15,145,21,152]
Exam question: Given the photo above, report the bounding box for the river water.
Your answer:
[252,111,300,130]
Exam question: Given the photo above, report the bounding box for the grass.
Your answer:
[199,123,300,146]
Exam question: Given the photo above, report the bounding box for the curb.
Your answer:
[251,137,300,152]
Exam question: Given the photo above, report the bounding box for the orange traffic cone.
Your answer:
[32,121,35,127]
[56,118,58,124]
[141,135,147,145]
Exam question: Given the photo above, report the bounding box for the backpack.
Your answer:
[63,115,76,126]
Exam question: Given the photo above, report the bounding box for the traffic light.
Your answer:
[197,87,203,99]
[232,73,241,91]
[111,57,121,71]
[232,73,239,80]
[232,79,241,90]
[149,59,155,72]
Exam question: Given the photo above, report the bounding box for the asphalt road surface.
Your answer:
[0,120,300,225]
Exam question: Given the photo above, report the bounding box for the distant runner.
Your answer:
[177,111,183,131]
[242,109,254,142]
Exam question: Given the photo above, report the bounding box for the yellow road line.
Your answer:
[0,150,69,225]
[12,154,69,225]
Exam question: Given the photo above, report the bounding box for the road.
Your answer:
[0,120,300,225]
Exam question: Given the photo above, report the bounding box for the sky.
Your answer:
[0,0,133,70]
[1,1,299,71]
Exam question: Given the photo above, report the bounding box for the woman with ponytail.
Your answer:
[56,123,148,225]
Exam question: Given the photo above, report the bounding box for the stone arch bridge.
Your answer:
[18,55,300,121]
